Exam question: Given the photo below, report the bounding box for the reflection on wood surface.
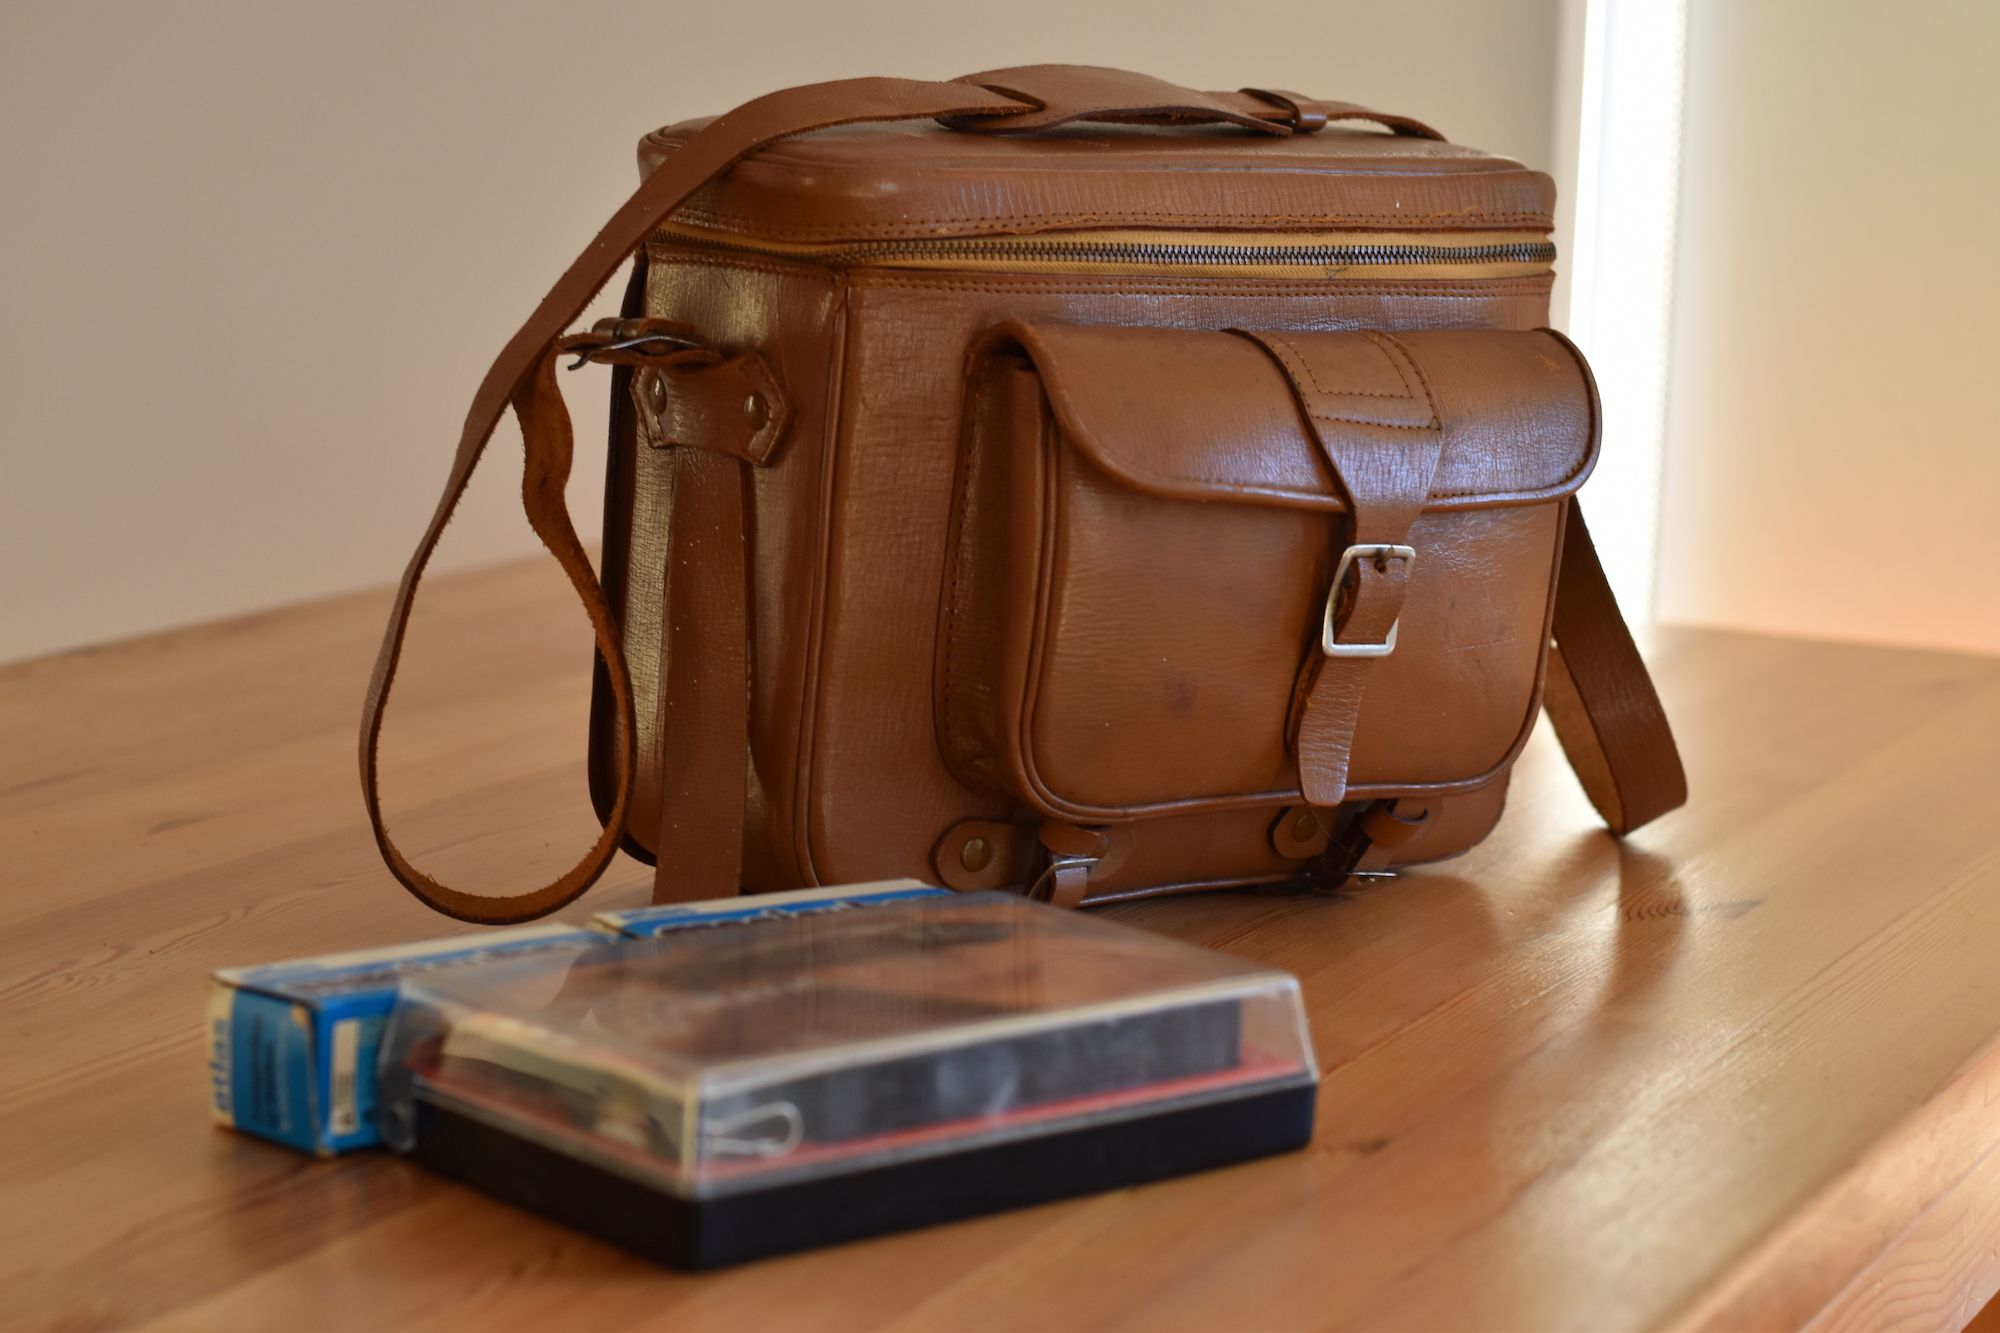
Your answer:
[5,554,2000,1331]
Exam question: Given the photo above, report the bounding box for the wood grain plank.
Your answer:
[1803,1117,2000,1333]
[7,554,2000,1331]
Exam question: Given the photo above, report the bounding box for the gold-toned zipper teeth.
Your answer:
[651,223,1555,280]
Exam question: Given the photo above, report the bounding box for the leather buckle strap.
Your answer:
[1233,328,1446,809]
[1238,87,1330,133]
[943,66,1444,140]
[1029,855,1098,910]
[1323,544,1417,658]
[1240,86,1449,140]
[945,66,1289,136]
[1306,797,1435,889]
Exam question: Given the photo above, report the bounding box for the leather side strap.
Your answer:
[651,445,750,902]
[1544,497,1688,833]
[361,79,1034,925]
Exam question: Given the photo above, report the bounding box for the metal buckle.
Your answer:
[1028,853,1098,902]
[565,333,709,371]
[564,319,711,370]
[1322,544,1416,658]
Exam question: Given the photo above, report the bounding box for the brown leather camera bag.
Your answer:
[362,67,1686,925]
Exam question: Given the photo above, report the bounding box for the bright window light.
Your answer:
[1560,0,1687,623]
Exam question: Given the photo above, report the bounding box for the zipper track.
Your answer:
[821,239,1557,267]
[655,228,1555,273]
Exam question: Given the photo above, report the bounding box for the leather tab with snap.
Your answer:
[631,354,789,466]
[931,819,1033,892]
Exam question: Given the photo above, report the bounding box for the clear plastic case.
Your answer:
[378,891,1316,1201]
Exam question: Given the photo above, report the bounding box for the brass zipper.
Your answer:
[651,223,1555,281]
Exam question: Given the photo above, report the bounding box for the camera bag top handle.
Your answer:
[359,66,1682,926]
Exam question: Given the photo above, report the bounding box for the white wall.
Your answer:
[1658,0,2000,655]
[1,0,1561,663]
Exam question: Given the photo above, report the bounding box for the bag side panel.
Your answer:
[610,246,844,887]
[935,357,1050,803]
[806,270,1553,888]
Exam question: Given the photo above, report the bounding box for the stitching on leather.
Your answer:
[1263,331,1417,402]
[1253,331,1434,432]
[856,276,1551,297]
[1305,414,1432,430]
[650,246,1552,300]
[1362,330,1426,402]
[648,126,1511,166]
[656,135,1522,176]
[644,247,829,284]
[1425,464,1591,500]
[648,262,1568,496]
[792,276,857,887]
[854,276,1582,498]
[1046,329,1583,501]
[1263,333,1326,394]
[670,206,1554,240]
[937,363,984,762]
[1368,329,1445,428]
[856,275,1550,298]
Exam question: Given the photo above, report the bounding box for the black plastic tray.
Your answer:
[411,1083,1316,1269]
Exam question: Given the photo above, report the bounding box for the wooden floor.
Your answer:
[7,553,2000,1332]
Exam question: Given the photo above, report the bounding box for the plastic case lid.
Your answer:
[378,892,1316,1198]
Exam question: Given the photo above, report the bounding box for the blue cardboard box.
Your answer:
[207,881,949,1155]
[590,878,946,937]
[207,923,595,1156]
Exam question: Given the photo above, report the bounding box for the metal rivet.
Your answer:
[1292,811,1321,842]
[646,375,667,413]
[959,837,992,873]
[743,392,768,429]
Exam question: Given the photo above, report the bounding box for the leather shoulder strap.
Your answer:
[361,79,1033,925]
[1544,497,1688,834]
[364,71,1668,924]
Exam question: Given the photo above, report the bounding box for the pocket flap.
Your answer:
[994,322,1597,509]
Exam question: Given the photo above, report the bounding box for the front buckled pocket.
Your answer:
[934,320,1599,825]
